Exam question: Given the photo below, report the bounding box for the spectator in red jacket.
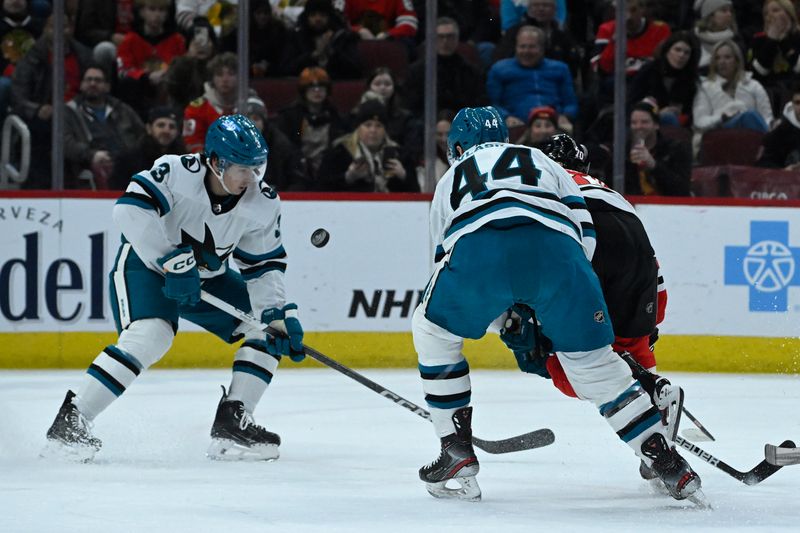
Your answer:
[116,0,186,118]
[336,0,418,49]
[592,0,670,78]
[182,51,240,153]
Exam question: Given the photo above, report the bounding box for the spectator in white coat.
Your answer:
[692,39,773,151]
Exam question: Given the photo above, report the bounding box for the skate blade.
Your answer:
[425,476,481,502]
[645,477,670,496]
[687,488,712,510]
[206,438,279,462]
[40,439,98,463]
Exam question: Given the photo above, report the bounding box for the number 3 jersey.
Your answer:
[113,153,287,313]
[430,143,596,262]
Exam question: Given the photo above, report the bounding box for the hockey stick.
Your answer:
[620,353,716,441]
[765,443,800,466]
[675,436,795,485]
[680,407,716,442]
[199,290,555,454]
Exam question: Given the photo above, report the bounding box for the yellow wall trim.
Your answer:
[2,333,799,373]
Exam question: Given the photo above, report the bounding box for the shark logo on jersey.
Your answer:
[181,155,202,173]
[180,224,233,271]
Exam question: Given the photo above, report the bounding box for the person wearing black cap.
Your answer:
[281,0,362,79]
[318,99,418,192]
[111,105,187,189]
[219,0,291,78]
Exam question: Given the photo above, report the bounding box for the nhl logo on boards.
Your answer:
[593,310,605,323]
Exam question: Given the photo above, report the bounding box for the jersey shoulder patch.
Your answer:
[189,97,206,107]
[181,154,203,173]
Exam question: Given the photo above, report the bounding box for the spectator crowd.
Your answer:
[1,0,799,196]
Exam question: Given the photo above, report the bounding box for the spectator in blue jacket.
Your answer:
[486,25,577,132]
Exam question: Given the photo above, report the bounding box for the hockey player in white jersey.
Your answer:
[45,114,305,462]
[413,107,701,502]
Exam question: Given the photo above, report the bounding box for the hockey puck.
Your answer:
[310,228,330,248]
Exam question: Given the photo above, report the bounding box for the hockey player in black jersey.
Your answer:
[500,133,698,497]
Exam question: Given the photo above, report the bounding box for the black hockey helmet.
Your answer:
[539,133,589,173]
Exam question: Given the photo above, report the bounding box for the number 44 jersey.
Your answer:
[430,142,597,262]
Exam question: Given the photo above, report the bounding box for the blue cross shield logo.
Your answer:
[724,221,800,312]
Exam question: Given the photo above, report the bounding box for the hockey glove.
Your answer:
[157,245,200,306]
[499,304,537,352]
[262,303,305,362]
[513,349,552,379]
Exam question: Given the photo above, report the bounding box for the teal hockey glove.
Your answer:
[513,349,552,379]
[157,245,200,306]
[262,303,305,362]
[499,304,537,353]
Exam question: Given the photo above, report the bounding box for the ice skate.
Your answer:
[652,378,684,441]
[43,390,102,462]
[641,433,703,504]
[419,407,481,502]
[207,386,280,461]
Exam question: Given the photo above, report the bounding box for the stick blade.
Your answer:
[766,441,800,466]
[681,428,714,442]
[472,428,555,454]
[741,440,795,485]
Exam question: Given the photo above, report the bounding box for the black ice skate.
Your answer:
[641,433,703,503]
[207,386,281,461]
[639,459,659,481]
[44,390,102,462]
[419,406,481,502]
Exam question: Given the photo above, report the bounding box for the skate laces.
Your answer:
[237,406,254,431]
[236,405,267,434]
[68,408,96,443]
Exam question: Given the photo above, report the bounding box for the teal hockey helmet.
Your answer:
[447,106,509,164]
[204,114,268,171]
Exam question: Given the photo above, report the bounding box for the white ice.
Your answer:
[1,369,798,532]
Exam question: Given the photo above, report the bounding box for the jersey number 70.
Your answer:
[450,146,542,209]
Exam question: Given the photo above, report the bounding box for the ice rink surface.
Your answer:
[1,369,798,532]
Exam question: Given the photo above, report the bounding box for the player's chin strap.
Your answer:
[199,289,555,455]
[208,159,235,195]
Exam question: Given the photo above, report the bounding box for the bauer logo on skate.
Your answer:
[724,221,800,312]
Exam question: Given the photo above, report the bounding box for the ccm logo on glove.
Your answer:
[160,250,197,273]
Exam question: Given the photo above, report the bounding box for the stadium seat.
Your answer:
[698,128,764,166]
[330,79,366,115]
[728,165,800,199]
[508,124,526,144]
[456,42,482,68]
[660,125,692,146]
[251,77,299,117]
[357,40,409,81]
[691,165,729,197]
